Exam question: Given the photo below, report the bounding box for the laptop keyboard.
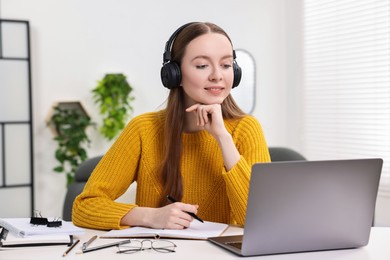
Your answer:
[226,241,242,249]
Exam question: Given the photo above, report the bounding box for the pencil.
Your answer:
[166,195,204,223]
[62,239,80,257]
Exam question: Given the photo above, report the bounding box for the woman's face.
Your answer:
[180,33,234,107]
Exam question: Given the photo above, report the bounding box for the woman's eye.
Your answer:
[196,65,208,69]
[222,64,232,69]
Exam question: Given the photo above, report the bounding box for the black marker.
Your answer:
[166,195,204,223]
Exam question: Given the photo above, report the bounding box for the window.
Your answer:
[303,1,390,187]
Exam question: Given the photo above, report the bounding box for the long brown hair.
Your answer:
[160,22,246,206]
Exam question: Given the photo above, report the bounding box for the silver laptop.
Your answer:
[208,158,383,256]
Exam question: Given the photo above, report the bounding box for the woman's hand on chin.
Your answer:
[185,103,227,137]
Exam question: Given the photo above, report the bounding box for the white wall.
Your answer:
[1,0,294,218]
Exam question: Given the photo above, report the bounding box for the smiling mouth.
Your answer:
[205,87,224,94]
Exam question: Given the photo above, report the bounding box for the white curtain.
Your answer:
[302,0,390,188]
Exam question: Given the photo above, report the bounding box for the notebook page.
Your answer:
[101,221,228,240]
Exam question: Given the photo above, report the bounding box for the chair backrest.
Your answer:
[62,156,103,221]
[268,147,306,162]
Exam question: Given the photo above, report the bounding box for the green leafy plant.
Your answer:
[92,73,134,141]
[50,105,94,186]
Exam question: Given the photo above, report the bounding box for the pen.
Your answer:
[79,239,131,254]
[166,195,204,223]
[62,239,80,257]
[82,235,97,251]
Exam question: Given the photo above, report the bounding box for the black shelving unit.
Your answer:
[0,19,34,217]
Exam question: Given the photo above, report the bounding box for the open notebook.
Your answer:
[101,220,228,240]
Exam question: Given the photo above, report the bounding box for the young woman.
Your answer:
[72,22,270,230]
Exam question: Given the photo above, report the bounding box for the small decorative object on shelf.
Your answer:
[92,73,134,141]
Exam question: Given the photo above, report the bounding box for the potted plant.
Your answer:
[92,73,134,141]
[47,102,95,186]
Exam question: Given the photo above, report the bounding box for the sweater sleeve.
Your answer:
[72,116,143,230]
[222,116,270,225]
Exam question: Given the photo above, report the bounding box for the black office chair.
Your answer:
[62,155,103,221]
[268,147,306,161]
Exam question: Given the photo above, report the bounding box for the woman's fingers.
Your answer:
[186,104,215,126]
[154,202,198,229]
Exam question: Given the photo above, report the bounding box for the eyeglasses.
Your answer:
[116,239,177,254]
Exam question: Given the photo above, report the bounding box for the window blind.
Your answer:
[303,0,390,186]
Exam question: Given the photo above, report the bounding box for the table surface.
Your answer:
[1,226,390,260]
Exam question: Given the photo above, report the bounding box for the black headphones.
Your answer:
[160,22,242,89]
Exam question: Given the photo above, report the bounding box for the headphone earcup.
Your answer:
[232,61,242,88]
[161,62,181,89]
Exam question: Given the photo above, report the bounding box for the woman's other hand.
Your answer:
[121,202,199,229]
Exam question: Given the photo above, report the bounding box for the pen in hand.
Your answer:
[166,195,204,223]
[63,239,80,257]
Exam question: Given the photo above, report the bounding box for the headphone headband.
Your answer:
[163,22,196,64]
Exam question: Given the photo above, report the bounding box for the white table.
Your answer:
[1,227,390,260]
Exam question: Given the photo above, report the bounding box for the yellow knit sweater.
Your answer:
[72,110,270,230]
